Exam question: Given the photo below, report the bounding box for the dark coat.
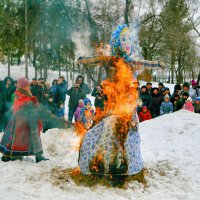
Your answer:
[55,81,68,104]
[151,93,163,117]
[140,91,153,109]
[91,88,105,110]
[67,87,85,109]
[174,98,186,111]
[80,83,91,99]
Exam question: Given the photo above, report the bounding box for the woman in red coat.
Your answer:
[139,106,152,122]
[0,78,48,162]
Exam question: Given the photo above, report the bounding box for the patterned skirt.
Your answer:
[79,115,143,175]
[0,115,43,157]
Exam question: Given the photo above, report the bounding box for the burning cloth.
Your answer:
[78,24,163,176]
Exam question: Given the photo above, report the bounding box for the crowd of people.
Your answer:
[1,75,200,132]
[138,81,200,122]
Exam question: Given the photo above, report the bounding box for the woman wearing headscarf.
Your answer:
[0,78,48,162]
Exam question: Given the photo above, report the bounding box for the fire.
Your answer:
[70,167,81,175]
[100,58,138,133]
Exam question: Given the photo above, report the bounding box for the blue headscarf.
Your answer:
[110,24,133,62]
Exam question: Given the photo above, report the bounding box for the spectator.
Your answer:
[160,94,173,115]
[171,84,182,105]
[146,82,153,95]
[158,82,164,92]
[139,85,152,112]
[173,84,182,95]
[160,87,166,100]
[76,75,91,98]
[31,78,46,104]
[4,77,15,102]
[182,97,194,112]
[0,80,7,132]
[180,82,190,96]
[151,87,163,118]
[92,85,105,117]
[0,77,48,162]
[171,94,180,110]
[30,78,37,90]
[74,99,84,122]
[67,82,85,126]
[174,92,189,111]
[55,101,65,119]
[139,106,152,122]
[165,87,171,98]
[194,97,200,114]
[81,98,95,129]
[50,79,58,98]
[54,77,68,104]
[189,80,198,102]
[46,95,57,115]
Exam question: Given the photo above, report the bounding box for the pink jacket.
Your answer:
[183,101,194,112]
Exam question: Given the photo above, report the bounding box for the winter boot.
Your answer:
[1,156,11,162]
[35,155,49,163]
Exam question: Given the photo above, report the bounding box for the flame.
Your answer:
[70,167,81,175]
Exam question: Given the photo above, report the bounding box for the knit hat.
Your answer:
[164,94,170,99]
[183,82,190,88]
[195,97,200,101]
[142,106,147,111]
[186,96,192,102]
[191,80,197,86]
[79,99,84,104]
[161,87,166,92]
[158,82,164,86]
[84,98,91,105]
[17,78,30,89]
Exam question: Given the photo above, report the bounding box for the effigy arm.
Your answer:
[130,60,164,70]
[76,56,114,66]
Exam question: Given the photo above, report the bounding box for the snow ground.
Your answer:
[0,110,200,200]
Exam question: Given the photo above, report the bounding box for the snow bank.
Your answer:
[0,110,200,200]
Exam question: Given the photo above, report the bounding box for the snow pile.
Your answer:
[0,111,200,199]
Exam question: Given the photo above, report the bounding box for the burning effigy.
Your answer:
[76,24,164,183]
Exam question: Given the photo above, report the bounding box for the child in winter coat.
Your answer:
[194,97,200,114]
[74,99,84,122]
[139,106,152,122]
[182,97,194,112]
[55,101,65,119]
[46,95,57,115]
[81,98,95,129]
[160,94,173,115]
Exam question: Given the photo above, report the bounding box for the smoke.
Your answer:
[130,20,143,60]
[71,29,93,58]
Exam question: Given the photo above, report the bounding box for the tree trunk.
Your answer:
[125,0,132,26]
[197,71,200,85]
[7,53,11,77]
